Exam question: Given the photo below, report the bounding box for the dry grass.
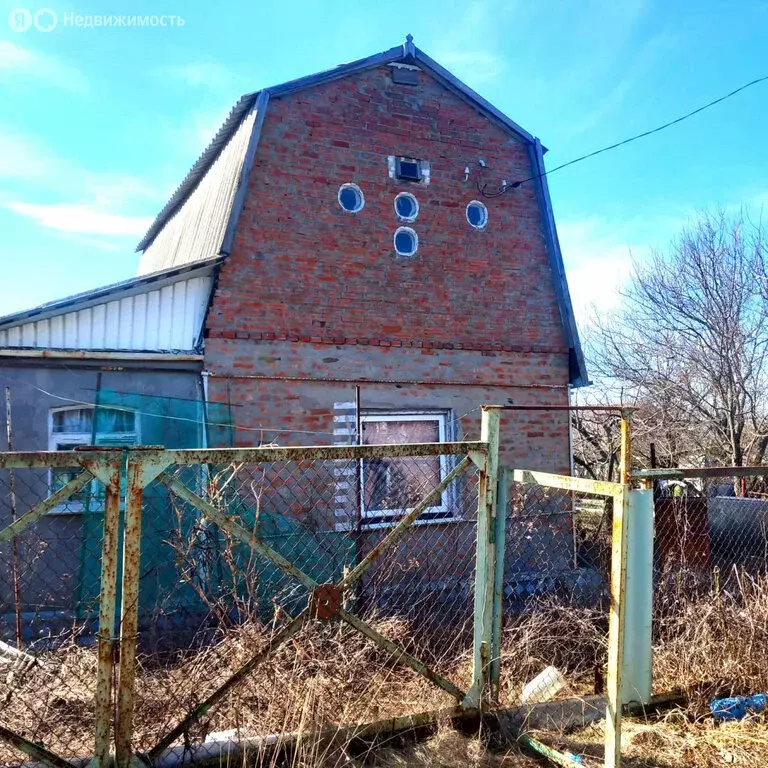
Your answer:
[554,712,768,767]
[3,573,768,766]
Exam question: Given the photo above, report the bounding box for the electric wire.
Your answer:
[478,73,768,198]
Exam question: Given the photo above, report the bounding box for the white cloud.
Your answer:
[558,218,640,322]
[0,129,162,240]
[0,131,56,181]
[4,202,152,236]
[161,60,242,92]
[431,2,506,87]
[0,41,88,92]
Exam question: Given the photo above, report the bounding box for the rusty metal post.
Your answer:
[605,411,632,768]
[115,458,144,768]
[114,455,167,768]
[464,406,500,708]
[93,460,122,767]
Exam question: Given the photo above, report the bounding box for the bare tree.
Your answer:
[587,209,768,469]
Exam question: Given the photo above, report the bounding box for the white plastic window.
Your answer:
[338,183,365,213]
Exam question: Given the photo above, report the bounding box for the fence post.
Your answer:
[464,406,501,708]
[605,411,632,768]
[490,467,508,702]
[621,489,653,705]
[114,455,168,768]
[93,459,122,767]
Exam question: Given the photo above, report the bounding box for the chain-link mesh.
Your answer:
[0,463,106,765]
[127,451,478,759]
[651,472,768,696]
[498,477,612,707]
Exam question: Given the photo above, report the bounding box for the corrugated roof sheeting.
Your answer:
[137,102,259,275]
[0,274,213,352]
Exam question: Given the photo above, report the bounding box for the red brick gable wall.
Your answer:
[206,64,566,354]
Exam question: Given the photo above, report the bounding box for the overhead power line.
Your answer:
[478,73,768,198]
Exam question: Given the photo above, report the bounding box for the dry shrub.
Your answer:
[497,598,607,703]
[0,639,99,763]
[654,569,768,705]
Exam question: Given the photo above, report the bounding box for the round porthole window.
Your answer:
[394,192,419,222]
[466,200,488,229]
[338,183,364,213]
[394,227,418,257]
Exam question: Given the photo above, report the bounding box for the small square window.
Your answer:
[395,157,422,182]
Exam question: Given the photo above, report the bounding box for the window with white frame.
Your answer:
[359,411,455,526]
[49,406,138,511]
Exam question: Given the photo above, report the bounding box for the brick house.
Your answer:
[137,36,587,477]
[0,37,589,631]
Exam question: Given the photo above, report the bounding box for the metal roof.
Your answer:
[0,256,224,330]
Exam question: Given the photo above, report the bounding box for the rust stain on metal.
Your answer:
[0,471,94,543]
[311,584,342,620]
[115,460,144,768]
[93,465,122,765]
[0,450,119,469]
[129,441,485,467]
[338,608,465,701]
[0,724,73,768]
[160,472,318,591]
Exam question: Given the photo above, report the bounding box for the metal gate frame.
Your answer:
[105,412,498,768]
[0,448,123,768]
[0,409,638,768]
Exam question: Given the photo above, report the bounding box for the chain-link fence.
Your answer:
[0,408,650,768]
[497,471,614,708]
[0,453,120,766]
[647,468,768,698]
[0,441,486,766]
[127,448,480,760]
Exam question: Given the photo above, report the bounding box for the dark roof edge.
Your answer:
[136,39,544,254]
[529,139,590,388]
[413,48,536,145]
[0,256,225,330]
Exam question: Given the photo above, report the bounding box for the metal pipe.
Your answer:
[93,462,122,766]
[115,460,145,768]
[490,467,508,700]
[604,413,632,768]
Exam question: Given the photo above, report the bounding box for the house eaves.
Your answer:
[0,257,223,354]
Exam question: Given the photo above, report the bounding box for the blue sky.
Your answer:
[0,0,767,321]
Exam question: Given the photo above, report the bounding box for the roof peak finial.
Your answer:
[404,33,415,56]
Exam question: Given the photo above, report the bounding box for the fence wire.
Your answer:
[128,453,478,757]
[651,472,768,696]
[499,477,612,707]
[0,465,104,765]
